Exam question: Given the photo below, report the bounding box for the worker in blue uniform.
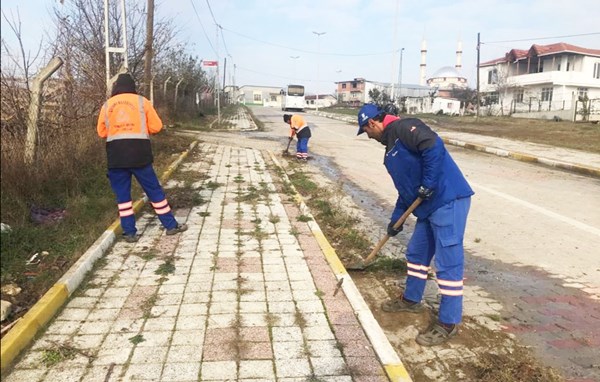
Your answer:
[357,103,474,346]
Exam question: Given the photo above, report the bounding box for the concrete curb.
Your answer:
[268,151,413,382]
[0,141,198,372]
[441,137,600,179]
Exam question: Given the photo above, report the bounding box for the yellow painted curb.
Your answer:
[311,229,347,276]
[1,284,68,371]
[267,150,413,382]
[385,364,413,382]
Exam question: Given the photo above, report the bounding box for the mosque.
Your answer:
[421,40,469,98]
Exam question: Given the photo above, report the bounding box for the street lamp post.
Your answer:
[290,55,300,83]
[398,47,404,109]
[312,31,326,111]
[335,69,342,104]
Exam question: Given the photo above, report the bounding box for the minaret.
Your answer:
[456,40,463,71]
[420,39,427,86]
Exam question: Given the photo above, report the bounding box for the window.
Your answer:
[342,83,347,89]
[270,95,277,102]
[594,63,600,79]
[253,93,262,102]
[541,87,553,102]
[566,62,571,71]
[352,82,357,88]
[485,92,499,104]
[578,87,588,98]
[487,69,498,84]
[514,89,524,103]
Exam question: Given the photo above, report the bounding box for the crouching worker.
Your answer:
[97,73,187,242]
[283,113,311,161]
[356,103,474,346]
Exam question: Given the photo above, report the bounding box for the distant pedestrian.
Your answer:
[356,103,474,346]
[283,113,311,161]
[97,73,187,242]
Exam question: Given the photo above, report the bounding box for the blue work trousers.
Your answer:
[107,164,178,235]
[296,138,309,159]
[403,197,471,324]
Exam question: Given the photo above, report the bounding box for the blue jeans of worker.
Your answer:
[296,137,309,158]
[403,197,471,324]
[107,164,178,235]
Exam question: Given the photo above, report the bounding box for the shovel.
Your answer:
[282,137,293,156]
[346,197,422,271]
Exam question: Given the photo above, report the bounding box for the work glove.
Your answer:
[387,221,403,237]
[417,186,434,200]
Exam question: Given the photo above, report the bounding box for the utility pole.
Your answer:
[216,25,221,123]
[313,31,326,111]
[143,0,154,99]
[476,32,481,120]
[390,0,399,101]
[397,47,404,105]
[104,0,128,97]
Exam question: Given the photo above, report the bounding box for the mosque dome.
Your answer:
[427,66,468,91]
[431,66,461,79]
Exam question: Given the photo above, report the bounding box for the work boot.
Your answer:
[416,322,458,346]
[381,296,425,313]
[166,223,188,236]
[122,233,139,243]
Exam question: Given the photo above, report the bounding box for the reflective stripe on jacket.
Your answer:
[97,93,163,168]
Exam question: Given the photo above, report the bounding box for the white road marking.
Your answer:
[471,181,600,237]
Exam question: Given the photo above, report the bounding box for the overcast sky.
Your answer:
[2,0,599,95]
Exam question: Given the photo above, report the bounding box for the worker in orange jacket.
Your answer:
[283,114,311,161]
[97,73,187,242]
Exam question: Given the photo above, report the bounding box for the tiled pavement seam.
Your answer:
[0,142,198,373]
[2,143,410,381]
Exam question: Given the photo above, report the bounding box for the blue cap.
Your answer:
[357,104,382,135]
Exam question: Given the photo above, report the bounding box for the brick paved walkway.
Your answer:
[3,144,400,382]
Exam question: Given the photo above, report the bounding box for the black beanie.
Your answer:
[111,73,137,97]
[283,114,291,123]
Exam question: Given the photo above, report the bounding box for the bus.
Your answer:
[281,84,305,112]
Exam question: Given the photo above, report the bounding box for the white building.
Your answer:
[479,42,600,120]
[237,85,283,107]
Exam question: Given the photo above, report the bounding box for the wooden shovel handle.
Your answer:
[362,197,423,264]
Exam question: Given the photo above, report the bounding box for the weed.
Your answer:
[474,237,482,243]
[314,290,325,298]
[268,214,280,224]
[155,259,175,275]
[297,215,313,222]
[364,257,407,272]
[41,344,78,366]
[199,211,211,217]
[206,181,222,190]
[129,334,145,345]
[141,295,158,319]
[289,227,300,237]
[294,311,307,329]
[264,312,280,327]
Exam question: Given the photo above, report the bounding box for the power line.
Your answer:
[189,0,217,56]
[221,26,398,57]
[205,0,218,26]
[483,32,600,44]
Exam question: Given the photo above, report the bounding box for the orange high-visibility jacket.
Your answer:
[97,93,163,168]
[288,114,307,137]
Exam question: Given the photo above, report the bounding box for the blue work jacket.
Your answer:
[381,116,474,221]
